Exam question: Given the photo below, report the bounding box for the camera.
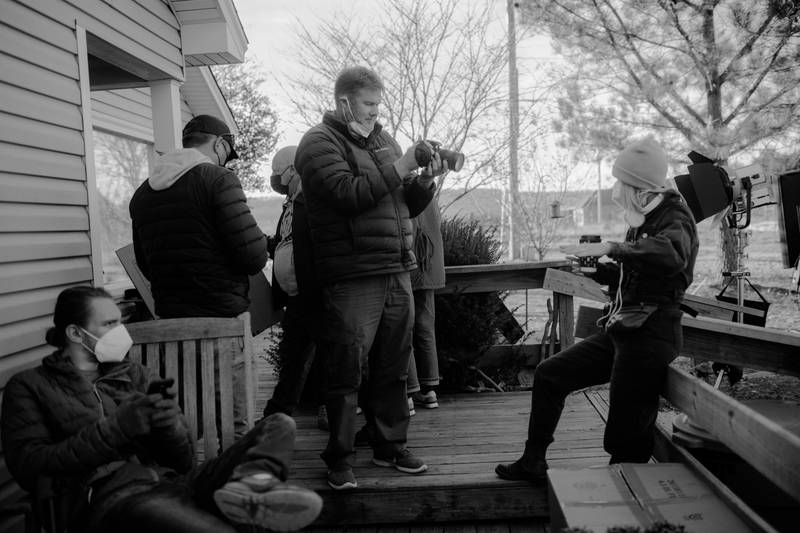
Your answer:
[414,141,464,172]
[578,235,601,271]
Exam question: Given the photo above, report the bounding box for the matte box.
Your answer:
[547,463,752,533]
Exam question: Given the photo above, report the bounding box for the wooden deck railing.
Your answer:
[440,263,800,508]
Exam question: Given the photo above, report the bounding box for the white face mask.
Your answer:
[81,324,133,363]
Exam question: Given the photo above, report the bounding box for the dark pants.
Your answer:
[524,305,682,464]
[264,295,324,416]
[320,272,414,468]
[91,413,295,533]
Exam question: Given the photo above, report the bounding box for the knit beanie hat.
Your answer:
[612,138,668,190]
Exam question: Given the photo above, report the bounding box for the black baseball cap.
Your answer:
[182,114,239,160]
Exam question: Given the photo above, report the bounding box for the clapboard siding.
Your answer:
[0,285,75,325]
[0,112,84,155]
[0,203,90,233]
[0,52,82,104]
[0,233,90,263]
[0,144,85,180]
[0,22,79,79]
[20,0,184,80]
[1,1,78,55]
[0,173,88,205]
[92,88,156,141]
[0,84,83,130]
[0,317,53,359]
[0,258,93,296]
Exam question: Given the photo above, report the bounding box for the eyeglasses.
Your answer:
[273,165,294,182]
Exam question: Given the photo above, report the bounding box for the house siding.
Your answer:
[0,1,183,528]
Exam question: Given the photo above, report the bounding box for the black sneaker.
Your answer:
[372,448,427,474]
[327,467,357,490]
[495,459,548,484]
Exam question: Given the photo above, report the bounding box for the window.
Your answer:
[92,130,153,287]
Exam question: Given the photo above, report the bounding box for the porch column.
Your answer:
[150,79,182,155]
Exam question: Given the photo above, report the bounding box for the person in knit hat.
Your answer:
[496,138,699,483]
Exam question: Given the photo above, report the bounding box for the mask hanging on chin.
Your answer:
[339,97,372,139]
[81,324,133,363]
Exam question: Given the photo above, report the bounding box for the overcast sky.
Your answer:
[232,0,554,148]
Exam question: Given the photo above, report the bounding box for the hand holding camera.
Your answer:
[415,140,463,173]
[560,237,611,275]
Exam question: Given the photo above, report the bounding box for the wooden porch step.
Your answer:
[287,391,610,527]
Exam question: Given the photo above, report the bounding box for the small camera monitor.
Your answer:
[777,169,800,268]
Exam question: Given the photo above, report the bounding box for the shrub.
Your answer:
[435,216,510,390]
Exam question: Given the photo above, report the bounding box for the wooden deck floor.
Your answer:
[254,349,611,531]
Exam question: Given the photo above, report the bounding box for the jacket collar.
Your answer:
[322,111,383,148]
[42,349,135,383]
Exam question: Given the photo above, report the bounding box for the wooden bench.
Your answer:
[126,312,257,460]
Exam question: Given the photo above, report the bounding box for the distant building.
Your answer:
[575,188,624,226]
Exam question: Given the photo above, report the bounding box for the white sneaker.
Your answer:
[213,474,322,532]
[412,390,439,409]
[407,396,416,416]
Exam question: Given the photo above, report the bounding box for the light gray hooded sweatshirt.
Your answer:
[148,148,213,191]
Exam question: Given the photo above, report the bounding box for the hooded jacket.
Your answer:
[0,351,193,524]
[296,112,434,285]
[129,149,268,317]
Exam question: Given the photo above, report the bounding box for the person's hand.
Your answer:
[560,242,612,258]
[116,392,159,438]
[394,143,421,176]
[419,151,447,188]
[150,396,182,432]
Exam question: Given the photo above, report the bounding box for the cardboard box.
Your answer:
[548,463,752,533]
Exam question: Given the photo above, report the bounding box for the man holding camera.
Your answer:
[295,66,443,490]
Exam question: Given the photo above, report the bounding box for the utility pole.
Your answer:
[507,0,520,260]
[596,156,602,225]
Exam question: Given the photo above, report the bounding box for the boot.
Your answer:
[495,457,548,484]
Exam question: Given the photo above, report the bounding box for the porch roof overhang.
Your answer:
[170,0,248,66]
[181,67,238,135]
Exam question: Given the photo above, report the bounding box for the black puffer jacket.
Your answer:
[296,112,434,285]
[592,190,699,305]
[130,148,268,317]
[0,351,193,500]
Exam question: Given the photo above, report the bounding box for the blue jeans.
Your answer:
[319,272,414,468]
[523,305,682,464]
[90,413,296,532]
[407,289,440,393]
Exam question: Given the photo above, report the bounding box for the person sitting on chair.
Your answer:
[0,286,322,533]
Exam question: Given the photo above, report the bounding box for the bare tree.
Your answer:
[505,145,573,260]
[280,0,543,211]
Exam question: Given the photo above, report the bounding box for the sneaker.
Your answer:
[407,396,416,416]
[372,448,427,474]
[412,390,439,409]
[213,474,323,532]
[327,466,357,490]
[494,458,548,484]
[316,405,329,431]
